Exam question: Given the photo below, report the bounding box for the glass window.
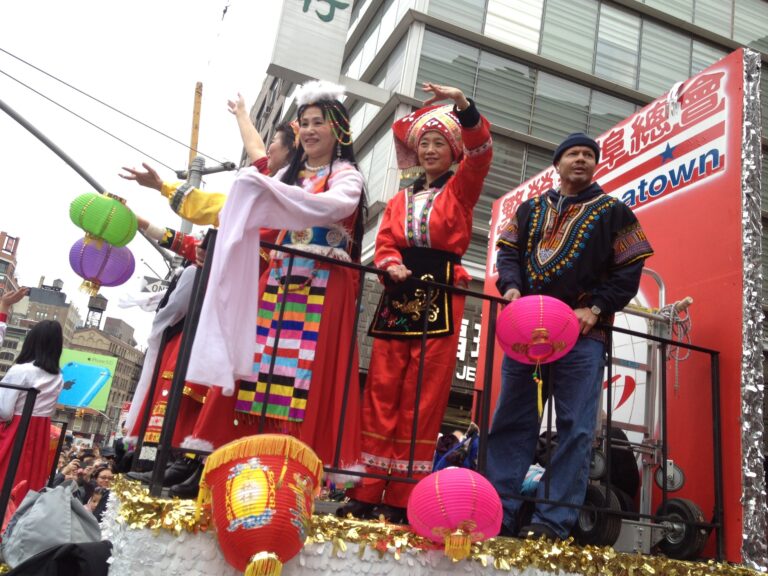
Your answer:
[539,0,598,73]
[415,31,479,101]
[396,0,416,20]
[594,4,641,88]
[377,0,399,53]
[483,134,525,202]
[475,52,535,133]
[524,145,554,180]
[350,0,368,27]
[690,40,727,75]
[359,11,383,75]
[643,0,693,20]
[733,0,768,54]
[531,72,590,143]
[343,40,363,79]
[360,122,394,204]
[428,0,485,33]
[485,0,544,53]
[382,37,406,92]
[638,21,691,97]
[693,0,732,38]
[589,90,636,136]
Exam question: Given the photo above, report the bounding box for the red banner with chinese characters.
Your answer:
[478,49,746,562]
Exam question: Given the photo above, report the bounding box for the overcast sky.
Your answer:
[0,0,283,346]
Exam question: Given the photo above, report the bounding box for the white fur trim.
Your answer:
[326,463,366,487]
[295,80,346,107]
[180,436,215,452]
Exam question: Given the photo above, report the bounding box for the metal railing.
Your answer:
[134,230,723,560]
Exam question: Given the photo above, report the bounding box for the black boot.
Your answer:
[127,457,198,487]
[372,504,407,524]
[169,462,203,499]
[336,499,376,519]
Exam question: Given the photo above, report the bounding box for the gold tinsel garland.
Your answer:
[110,478,761,576]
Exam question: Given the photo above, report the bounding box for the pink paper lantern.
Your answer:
[69,237,135,296]
[407,468,502,561]
[496,295,579,364]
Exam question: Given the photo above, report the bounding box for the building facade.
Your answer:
[0,232,20,298]
[251,0,766,431]
[59,323,144,443]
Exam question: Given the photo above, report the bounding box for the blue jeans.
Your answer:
[486,337,606,538]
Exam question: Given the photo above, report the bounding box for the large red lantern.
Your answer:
[197,435,323,576]
[407,467,502,561]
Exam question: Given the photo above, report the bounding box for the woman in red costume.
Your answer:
[341,83,493,522]
[119,99,297,489]
[0,320,63,505]
[186,80,365,481]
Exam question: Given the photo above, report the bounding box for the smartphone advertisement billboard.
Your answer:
[58,349,118,411]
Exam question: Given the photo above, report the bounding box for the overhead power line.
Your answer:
[0,46,227,168]
[0,67,175,172]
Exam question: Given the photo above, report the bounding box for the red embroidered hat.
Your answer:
[392,105,463,170]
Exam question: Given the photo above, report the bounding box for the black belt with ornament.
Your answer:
[368,247,460,339]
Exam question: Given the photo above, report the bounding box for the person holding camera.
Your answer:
[85,465,113,522]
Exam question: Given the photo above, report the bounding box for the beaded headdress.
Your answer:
[392,105,463,171]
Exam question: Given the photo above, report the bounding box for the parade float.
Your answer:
[100,47,764,576]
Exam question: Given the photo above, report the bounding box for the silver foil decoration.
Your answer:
[740,48,766,571]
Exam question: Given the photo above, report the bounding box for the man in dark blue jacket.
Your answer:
[486,133,654,540]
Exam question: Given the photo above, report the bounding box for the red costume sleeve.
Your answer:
[252,157,270,175]
[373,191,405,272]
[451,115,493,211]
[159,228,199,262]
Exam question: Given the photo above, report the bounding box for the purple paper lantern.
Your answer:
[69,237,135,295]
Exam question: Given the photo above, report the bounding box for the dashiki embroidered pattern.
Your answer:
[524,194,614,291]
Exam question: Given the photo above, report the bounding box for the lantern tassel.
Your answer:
[245,552,283,576]
[444,530,472,562]
[532,363,544,417]
[79,280,102,296]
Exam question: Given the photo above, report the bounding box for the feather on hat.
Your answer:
[294,80,346,108]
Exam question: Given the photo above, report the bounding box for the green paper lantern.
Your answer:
[69,192,138,247]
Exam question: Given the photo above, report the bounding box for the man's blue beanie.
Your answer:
[552,132,601,165]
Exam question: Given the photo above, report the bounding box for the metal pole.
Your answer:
[180,156,205,235]
[710,352,724,560]
[332,267,366,470]
[131,326,173,472]
[48,421,69,487]
[149,230,217,497]
[476,300,497,474]
[407,285,433,478]
[0,97,175,269]
[187,82,203,170]
[0,98,105,193]
[257,254,296,431]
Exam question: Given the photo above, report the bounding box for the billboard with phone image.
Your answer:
[58,349,118,411]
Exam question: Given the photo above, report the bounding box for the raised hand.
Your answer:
[119,162,163,191]
[422,82,470,110]
[227,93,247,118]
[0,287,29,314]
